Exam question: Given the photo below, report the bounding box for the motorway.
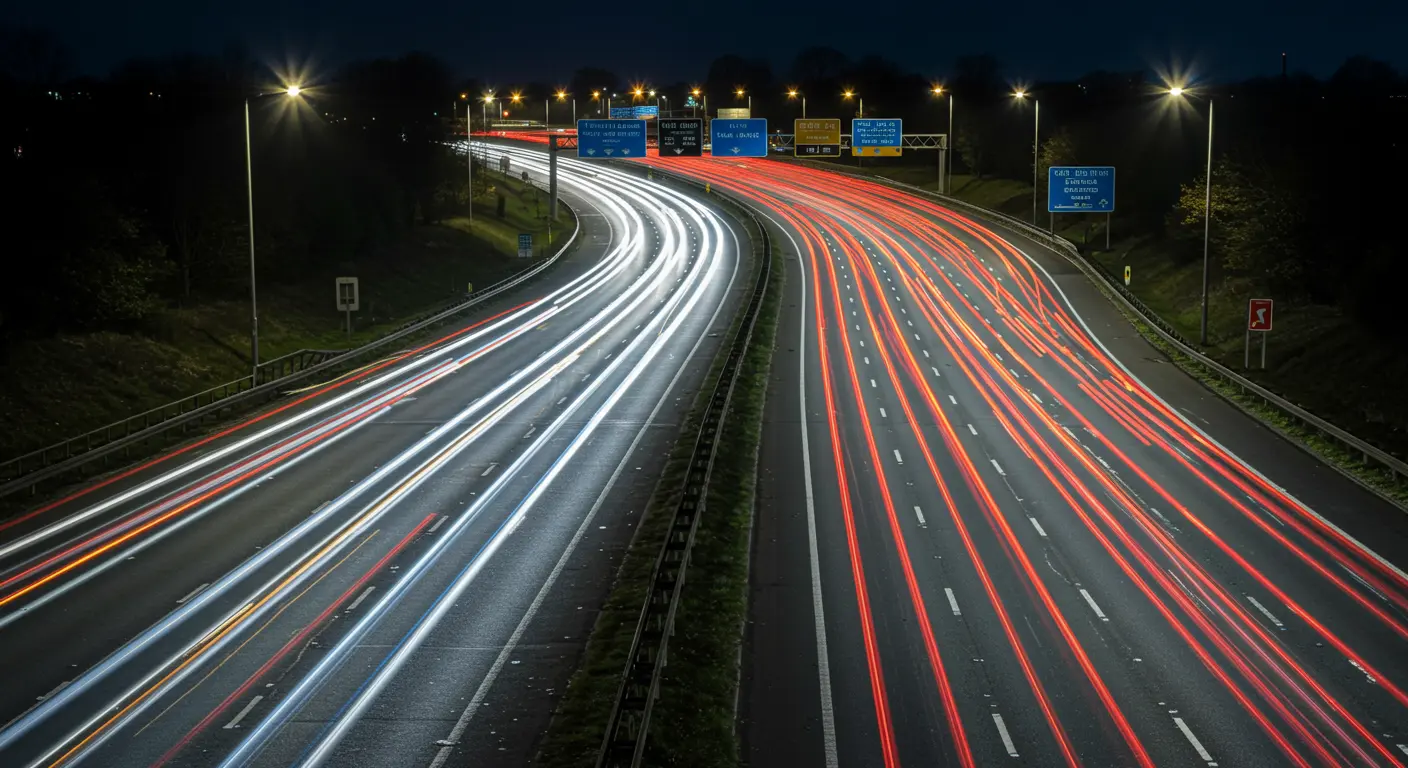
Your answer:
[638,157,1408,767]
[0,145,745,767]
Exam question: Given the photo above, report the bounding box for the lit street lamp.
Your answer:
[244,84,304,382]
[1013,89,1038,226]
[736,87,751,112]
[1168,85,1215,345]
[787,88,805,119]
[843,89,862,117]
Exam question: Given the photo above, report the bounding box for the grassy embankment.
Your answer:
[808,156,1408,502]
[533,202,781,768]
[0,174,570,461]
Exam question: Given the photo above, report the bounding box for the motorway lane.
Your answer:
[0,146,746,767]
[646,157,1408,768]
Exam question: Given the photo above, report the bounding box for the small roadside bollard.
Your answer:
[647,168,654,181]
[705,182,711,194]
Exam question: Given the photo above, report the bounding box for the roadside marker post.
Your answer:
[1245,298,1273,369]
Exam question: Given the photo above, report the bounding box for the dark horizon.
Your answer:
[5,0,1406,85]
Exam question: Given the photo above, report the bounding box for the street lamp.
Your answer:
[244,84,304,382]
[787,88,805,118]
[1013,89,1038,225]
[932,85,954,193]
[691,87,704,117]
[843,89,861,117]
[557,90,575,124]
[736,87,751,112]
[1168,85,1214,344]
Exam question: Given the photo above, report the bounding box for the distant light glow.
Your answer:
[1169,86,1186,97]
[286,85,302,97]
[1013,89,1027,99]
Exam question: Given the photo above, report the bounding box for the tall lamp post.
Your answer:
[787,88,806,118]
[1168,86,1214,345]
[244,85,304,382]
[736,88,750,113]
[843,89,862,117]
[557,90,574,125]
[1013,89,1038,225]
[931,86,954,193]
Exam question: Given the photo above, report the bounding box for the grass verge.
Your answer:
[533,201,782,768]
[0,173,572,462]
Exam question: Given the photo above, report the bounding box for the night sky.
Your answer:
[7,0,1405,84]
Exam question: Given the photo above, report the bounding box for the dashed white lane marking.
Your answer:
[1029,517,1048,537]
[995,352,1003,361]
[864,356,870,364]
[992,713,1019,757]
[870,379,877,388]
[428,516,448,534]
[1008,368,1021,378]
[948,395,958,405]
[855,324,861,331]
[347,586,376,612]
[967,424,978,435]
[480,463,498,477]
[859,340,865,347]
[944,588,962,616]
[522,426,537,439]
[556,396,567,405]
[1172,716,1216,764]
[914,506,927,527]
[893,449,904,465]
[933,367,942,377]
[879,408,888,418]
[223,695,265,730]
[1244,595,1284,629]
[176,583,209,605]
[922,350,930,358]
[913,333,921,340]
[990,459,1005,476]
[1079,588,1109,621]
[1348,658,1378,684]
[1396,744,1408,758]
[1029,391,1044,405]
[907,320,913,327]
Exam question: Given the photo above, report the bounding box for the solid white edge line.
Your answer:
[992,712,1019,757]
[763,214,840,768]
[1172,716,1215,762]
[944,587,961,616]
[427,516,447,534]
[222,695,264,730]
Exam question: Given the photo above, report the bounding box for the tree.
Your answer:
[953,110,993,178]
[790,47,851,86]
[1038,128,1080,211]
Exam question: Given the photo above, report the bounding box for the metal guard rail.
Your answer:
[596,170,773,768]
[797,160,1407,490]
[0,202,582,499]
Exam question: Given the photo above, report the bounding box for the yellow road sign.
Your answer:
[852,146,902,157]
[795,118,841,145]
[1123,266,1131,286]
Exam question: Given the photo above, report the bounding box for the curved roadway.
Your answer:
[640,156,1408,768]
[0,146,745,768]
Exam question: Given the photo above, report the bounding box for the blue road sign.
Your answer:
[633,105,659,119]
[577,119,647,159]
[710,118,768,157]
[851,118,902,156]
[609,106,635,119]
[1048,166,1115,212]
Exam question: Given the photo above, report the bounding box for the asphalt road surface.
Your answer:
[641,156,1408,768]
[0,144,746,768]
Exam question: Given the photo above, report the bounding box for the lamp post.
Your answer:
[736,88,750,113]
[244,85,304,383]
[843,90,861,117]
[1169,86,1215,345]
[1013,90,1038,225]
[788,89,805,118]
[932,86,954,193]
[691,88,701,117]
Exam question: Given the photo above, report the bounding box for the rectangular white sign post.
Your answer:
[336,277,359,337]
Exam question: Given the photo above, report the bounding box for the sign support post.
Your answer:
[1245,298,1274,370]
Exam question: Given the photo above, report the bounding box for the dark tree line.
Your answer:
[0,30,477,347]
